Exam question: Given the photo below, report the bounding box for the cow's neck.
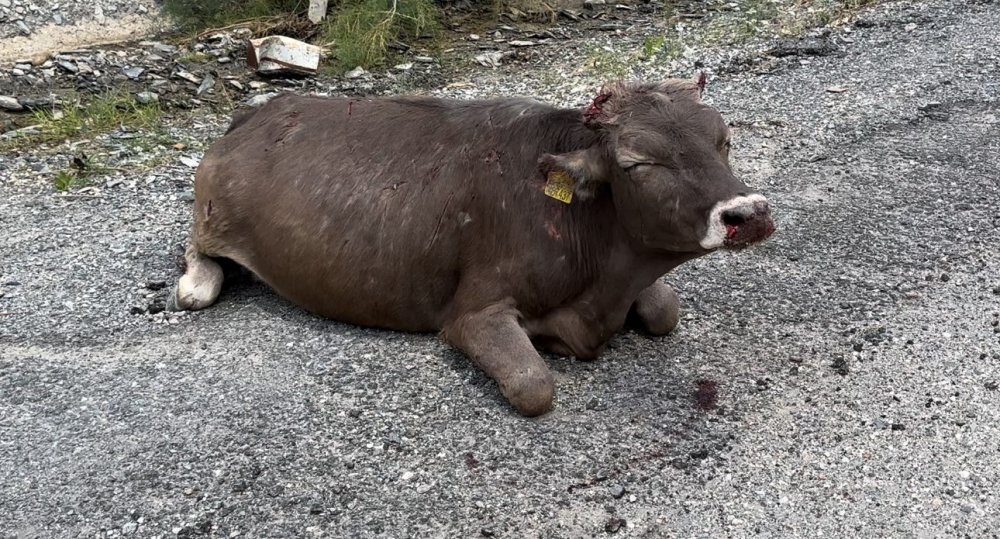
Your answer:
[520,107,694,306]
[595,205,689,281]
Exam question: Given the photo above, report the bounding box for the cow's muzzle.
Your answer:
[699,194,775,250]
[721,197,774,249]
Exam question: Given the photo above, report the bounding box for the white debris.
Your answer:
[247,36,322,76]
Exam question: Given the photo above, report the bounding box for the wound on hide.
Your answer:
[544,170,575,204]
[583,92,612,125]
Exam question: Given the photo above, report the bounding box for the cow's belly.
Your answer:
[254,257,453,332]
[198,181,463,332]
[233,234,459,332]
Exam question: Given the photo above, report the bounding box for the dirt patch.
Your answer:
[0,13,165,64]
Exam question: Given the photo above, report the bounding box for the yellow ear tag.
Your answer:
[544,170,575,204]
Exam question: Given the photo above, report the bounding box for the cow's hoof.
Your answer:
[635,282,680,336]
[169,247,224,312]
[165,284,183,312]
[500,367,555,417]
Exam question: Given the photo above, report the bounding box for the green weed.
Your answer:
[324,0,439,70]
[641,35,666,59]
[52,170,86,192]
[1,90,161,152]
[51,154,111,191]
[37,91,161,142]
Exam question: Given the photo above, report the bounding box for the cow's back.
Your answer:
[190,93,560,330]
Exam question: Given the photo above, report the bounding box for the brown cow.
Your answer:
[168,74,775,416]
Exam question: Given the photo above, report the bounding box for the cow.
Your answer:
[168,74,776,416]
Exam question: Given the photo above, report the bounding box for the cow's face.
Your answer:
[545,76,775,254]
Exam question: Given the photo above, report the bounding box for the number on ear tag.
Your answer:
[544,170,574,204]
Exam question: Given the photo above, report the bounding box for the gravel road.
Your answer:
[1,0,999,537]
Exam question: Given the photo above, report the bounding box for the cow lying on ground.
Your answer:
[168,74,775,416]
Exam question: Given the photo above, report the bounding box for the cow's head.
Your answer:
[542,74,775,253]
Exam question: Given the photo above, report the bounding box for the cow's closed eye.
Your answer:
[623,162,659,171]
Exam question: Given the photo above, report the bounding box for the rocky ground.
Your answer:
[0,0,161,64]
[2,0,999,537]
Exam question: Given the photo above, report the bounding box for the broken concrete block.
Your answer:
[246,36,322,76]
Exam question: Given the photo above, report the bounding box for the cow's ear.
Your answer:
[695,71,707,97]
[539,146,611,200]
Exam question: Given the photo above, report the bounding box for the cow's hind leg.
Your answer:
[631,280,680,336]
[443,303,555,417]
[167,243,224,311]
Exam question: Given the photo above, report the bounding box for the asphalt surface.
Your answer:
[2,0,999,537]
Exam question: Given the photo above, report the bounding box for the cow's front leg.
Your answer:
[631,280,680,336]
[443,303,555,417]
[524,308,612,361]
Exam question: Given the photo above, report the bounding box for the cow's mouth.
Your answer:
[700,194,775,251]
[723,215,776,249]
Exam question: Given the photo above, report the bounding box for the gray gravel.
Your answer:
[2,0,1000,537]
[0,0,159,40]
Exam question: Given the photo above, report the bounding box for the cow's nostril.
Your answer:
[721,210,748,227]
